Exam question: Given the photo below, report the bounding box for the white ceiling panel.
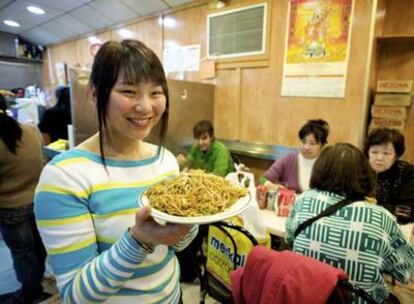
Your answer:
[40,20,77,39]
[54,14,91,35]
[70,5,112,30]
[89,0,138,23]
[21,27,61,45]
[163,0,193,6]
[7,0,61,23]
[0,0,195,45]
[0,0,13,8]
[121,0,168,16]
[25,0,91,11]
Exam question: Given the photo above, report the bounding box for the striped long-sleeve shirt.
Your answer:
[34,146,198,303]
[286,189,414,304]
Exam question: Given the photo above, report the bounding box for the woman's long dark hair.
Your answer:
[89,40,169,168]
[0,94,22,154]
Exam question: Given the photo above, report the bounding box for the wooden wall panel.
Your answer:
[376,0,414,162]
[238,0,375,148]
[42,0,379,154]
[214,69,241,139]
[163,4,208,82]
[383,0,414,36]
[111,18,163,59]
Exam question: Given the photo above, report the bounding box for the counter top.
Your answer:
[218,139,296,161]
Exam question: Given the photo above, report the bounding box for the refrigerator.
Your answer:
[68,67,215,154]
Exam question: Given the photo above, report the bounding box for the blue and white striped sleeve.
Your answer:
[34,164,148,303]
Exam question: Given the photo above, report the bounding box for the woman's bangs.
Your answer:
[121,53,165,87]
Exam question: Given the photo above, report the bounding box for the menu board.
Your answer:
[281,0,354,98]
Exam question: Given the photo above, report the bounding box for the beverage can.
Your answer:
[266,189,279,212]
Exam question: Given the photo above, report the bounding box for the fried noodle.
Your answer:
[145,170,248,217]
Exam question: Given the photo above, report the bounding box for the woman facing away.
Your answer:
[261,119,329,193]
[0,94,49,303]
[38,85,72,145]
[365,127,414,223]
[286,143,414,303]
[34,40,198,303]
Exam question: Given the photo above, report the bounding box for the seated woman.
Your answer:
[261,119,329,193]
[286,143,414,304]
[365,127,414,223]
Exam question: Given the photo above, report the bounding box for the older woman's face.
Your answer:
[368,142,397,173]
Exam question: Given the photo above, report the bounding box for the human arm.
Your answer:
[382,216,414,283]
[211,145,233,177]
[260,157,289,190]
[285,197,300,246]
[35,161,191,303]
[34,164,152,303]
[398,165,414,222]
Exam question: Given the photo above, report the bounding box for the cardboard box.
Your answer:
[374,93,412,106]
[371,105,407,119]
[369,118,405,130]
[377,80,413,94]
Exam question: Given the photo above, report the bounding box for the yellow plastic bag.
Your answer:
[206,216,270,288]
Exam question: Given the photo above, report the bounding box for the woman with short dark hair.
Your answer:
[261,119,329,193]
[365,127,414,223]
[286,143,414,304]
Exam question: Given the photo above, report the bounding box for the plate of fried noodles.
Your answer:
[139,170,250,224]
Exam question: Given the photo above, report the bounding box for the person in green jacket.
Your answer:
[177,120,234,177]
[175,120,234,282]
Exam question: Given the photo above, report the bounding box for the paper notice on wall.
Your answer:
[281,0,354,98]
[163,44,201,73]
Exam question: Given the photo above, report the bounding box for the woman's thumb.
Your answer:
[136,206,151,223]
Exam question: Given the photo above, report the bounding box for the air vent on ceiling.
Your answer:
[207,3,267,59]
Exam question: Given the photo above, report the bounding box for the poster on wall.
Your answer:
[281,0,354,98]
[55,62,68,86]
[163,44,201,79]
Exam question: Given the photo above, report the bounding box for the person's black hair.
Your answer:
[0,94,22,154]
[89,40,169,167]
[298,119,329,145]
[54,86,71,111]
[310,143,376,200]
[193,120,214,138]
[364,127,405,158]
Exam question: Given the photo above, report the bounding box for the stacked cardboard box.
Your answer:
[369,80,413,131]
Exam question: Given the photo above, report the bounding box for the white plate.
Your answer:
[138,192,251,225]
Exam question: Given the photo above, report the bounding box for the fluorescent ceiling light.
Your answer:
[158,16,176,28]
[3,20,20,27]
[88,36,102,44]
[27,6,45,15]
[118,29,133,39]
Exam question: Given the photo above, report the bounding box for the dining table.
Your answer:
[260,209,414,245]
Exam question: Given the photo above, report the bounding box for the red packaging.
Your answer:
[256,185,267,209]
[278,189,296,217]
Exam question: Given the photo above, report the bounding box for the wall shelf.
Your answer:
[0,55,42,64]
[377,35,414,48]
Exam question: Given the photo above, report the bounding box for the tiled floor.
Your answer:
[1,239,412,304]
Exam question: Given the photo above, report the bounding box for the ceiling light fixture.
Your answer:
[88,36,102,44]
[27,6,45,15]
[216,0,227,9]
[3,20,20,27]
[158,16,176,28]
[118,29,133,39]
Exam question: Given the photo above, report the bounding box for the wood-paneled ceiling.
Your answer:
[0,0,194,45]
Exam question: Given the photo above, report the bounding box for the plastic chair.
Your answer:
[198,221,258,304]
